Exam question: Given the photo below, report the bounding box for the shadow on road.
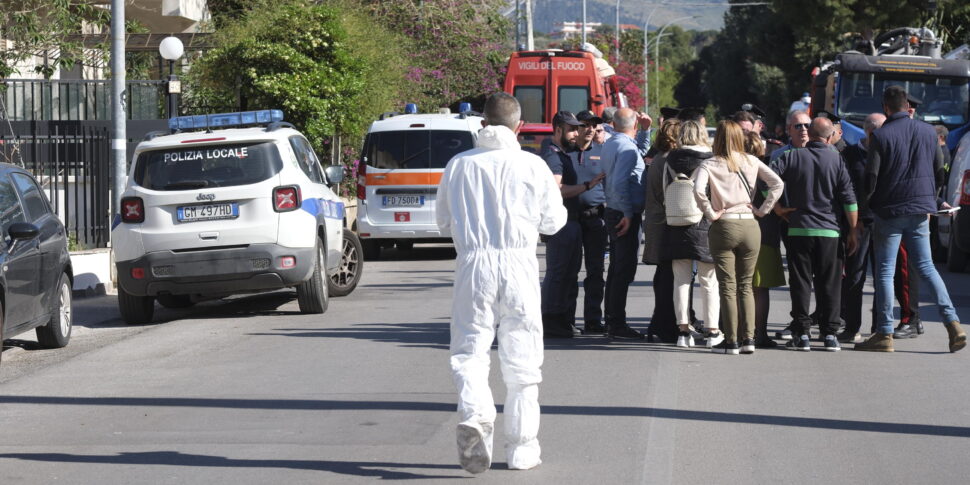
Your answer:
[250,322,451,350]
[0,451,467,480]
[4,395,969,438]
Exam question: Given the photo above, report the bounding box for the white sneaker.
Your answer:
[706,331,724,348]
[775,329,793,341]
[457,422,492,474]
[676,332,694,348]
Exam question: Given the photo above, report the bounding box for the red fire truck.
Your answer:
[503,49,627,153]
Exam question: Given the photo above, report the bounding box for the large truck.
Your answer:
[809,27,970,150]
[503,47,627,153]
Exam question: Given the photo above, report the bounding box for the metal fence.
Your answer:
[0,123,111,249]
[2,79,165,121]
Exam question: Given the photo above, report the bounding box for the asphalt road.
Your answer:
[2,243,969,484]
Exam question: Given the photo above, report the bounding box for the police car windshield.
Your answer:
[364,130,474,169]
[838,73,970,127]
[134,141,283,190]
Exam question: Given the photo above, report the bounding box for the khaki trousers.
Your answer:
[708,219,761,342]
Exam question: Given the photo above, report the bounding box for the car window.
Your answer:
[133,141,283,190]
[11,172,51,223]
[289,137,324,183]
[363,130,474,170]
[0,176,26,238]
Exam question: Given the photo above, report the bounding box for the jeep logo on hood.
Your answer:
[197,193,216,201]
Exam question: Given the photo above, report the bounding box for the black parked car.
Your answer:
[0,164,73,366]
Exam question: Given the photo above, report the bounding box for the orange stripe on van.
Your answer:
[365,172,443,186]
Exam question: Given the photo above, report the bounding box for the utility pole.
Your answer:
[525,0,534,50]
[615,0,621,60]
[515,0,521,50]
[582,0,587,45]
[111,0,126,220]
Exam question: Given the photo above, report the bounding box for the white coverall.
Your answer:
[437,124,566,469]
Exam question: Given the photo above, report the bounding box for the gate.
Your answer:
[1,122,111,249]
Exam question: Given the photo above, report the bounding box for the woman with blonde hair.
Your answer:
[694,120,784,354]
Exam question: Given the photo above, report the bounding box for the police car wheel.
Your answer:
[36,272,73,349]
[157,294,195,309]
[118,287,155,325]
[328,229,362,297]
[297,238,329,314]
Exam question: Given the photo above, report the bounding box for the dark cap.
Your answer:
[660,107,681,119]
[576,110,604,125]
[676,107,705,122]
[741,103,766,119]
[814,110,841,124]
[907,93,922,108]
[552,110,584,127]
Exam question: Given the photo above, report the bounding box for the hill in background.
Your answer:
[529,0,727,33]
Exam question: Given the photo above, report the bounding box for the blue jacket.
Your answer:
[865,112,941,218]
[601,132,645,218]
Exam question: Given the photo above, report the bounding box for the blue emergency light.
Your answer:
[404,103,419,114]
[459,102,472,113]
[168,109,285,131]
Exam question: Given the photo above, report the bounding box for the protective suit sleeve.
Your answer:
[436,160,453,231]
[537,163,567,235]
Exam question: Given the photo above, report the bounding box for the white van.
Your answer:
[356,104,483,259]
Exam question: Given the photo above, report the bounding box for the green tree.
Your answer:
[189,0,407,148]
[0,0,109,78]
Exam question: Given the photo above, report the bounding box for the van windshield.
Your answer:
[364,130,475,169]
[133,141,283,190]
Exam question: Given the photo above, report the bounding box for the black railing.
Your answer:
[2,79,165,121]
[0,123,111,249]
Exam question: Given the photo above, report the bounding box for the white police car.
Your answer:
[112,110,353,324]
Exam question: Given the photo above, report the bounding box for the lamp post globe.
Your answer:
[159,36,184,61]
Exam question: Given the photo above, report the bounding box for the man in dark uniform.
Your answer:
[540,111,605,338]
[573,110,609,333]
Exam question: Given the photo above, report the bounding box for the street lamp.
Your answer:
[159,36,184,118]
[654,16,696,114]
[642,1,669,115]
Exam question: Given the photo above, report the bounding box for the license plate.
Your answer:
[382,195,425,207]
[177,202,239,222]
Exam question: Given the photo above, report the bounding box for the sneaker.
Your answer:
[893,323,917,339]
[774,328,793,341]
[836,331,862,344]
[608,324,645,340]
[572,325,583,337]
[785,334,811,351]
[823,335,841,352]
[705,331,725,348]
[913,319,925,335]
[457,422,493,474]
[584,321,607,334]
[754,335,778,349]
[676,331,694,348]
[854,332,894,352]
[711,340,740,355]
[740,338,756,354]
[945,321,966,353]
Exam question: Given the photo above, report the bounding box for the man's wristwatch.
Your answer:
[584,181,591,191]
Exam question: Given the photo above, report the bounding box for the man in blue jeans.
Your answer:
[856,85,966,353]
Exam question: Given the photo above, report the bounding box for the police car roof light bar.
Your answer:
[458,102,472,113]
[169,109,285,132]
[404,103,419,114]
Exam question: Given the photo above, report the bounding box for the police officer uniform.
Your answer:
[540,112,585,338]
[573,112,608,333]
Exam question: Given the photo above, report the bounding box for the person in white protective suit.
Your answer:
[436,92,567,474]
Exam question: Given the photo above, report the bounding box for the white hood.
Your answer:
[476,125,521,151]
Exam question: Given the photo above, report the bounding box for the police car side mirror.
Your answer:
[7,222,39,252]
[324,166,344,185]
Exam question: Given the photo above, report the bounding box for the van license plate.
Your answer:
[177,203,239,222]
[382,195,425,207]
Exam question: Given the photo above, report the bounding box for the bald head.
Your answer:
[863,113,886,136]
[809,117,834,142]
[483,92,521,131]
[614,108,637,134]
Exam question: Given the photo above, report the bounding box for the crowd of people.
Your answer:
[436,89,966,474]
[537,87,966,356]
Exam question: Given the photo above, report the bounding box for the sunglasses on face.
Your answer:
[792,123,810,131]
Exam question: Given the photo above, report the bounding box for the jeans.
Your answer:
[672,259,719,330]
[604,208,641,327]
[872,214,959,334]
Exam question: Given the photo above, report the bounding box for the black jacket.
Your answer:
[659,146,713,263]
